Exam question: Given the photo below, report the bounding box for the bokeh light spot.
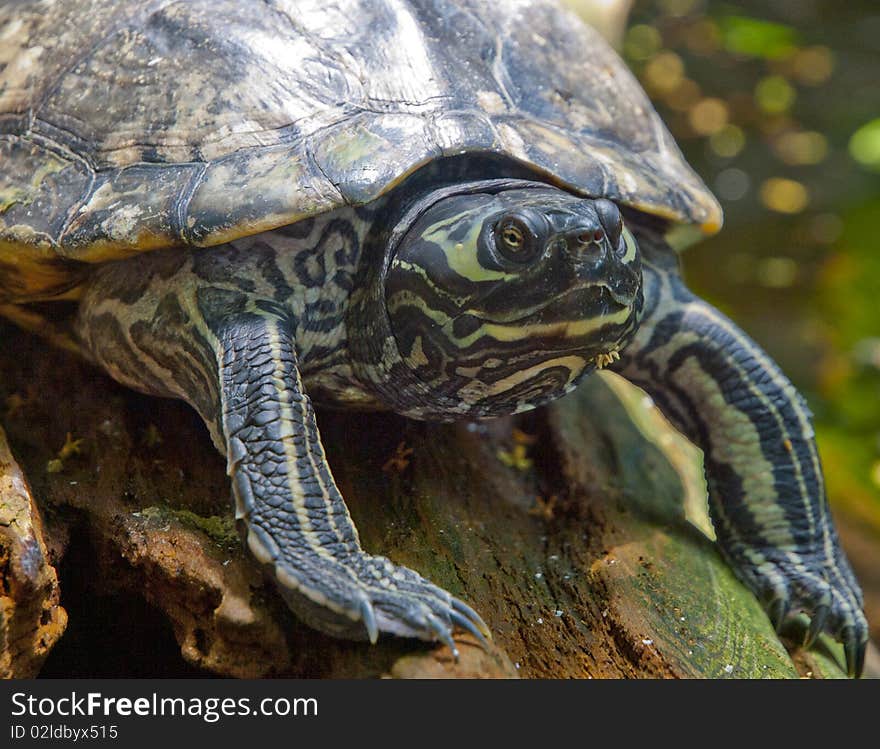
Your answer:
[807,213,843,245]
[624,24,662,61]
[720,15,799,60]
[757,256,799,288]
[682,19,721,56]
[854,339,880,371]
[849,118,880,171]
[760,177,809,213]
[755,76,796,114]
[871,461,880,490]
[709,124,746,157]
[773,130,828,165]
[715,167,750,200]
[688,97,729,135]
[643,51,685,94]
[792,46,835,86]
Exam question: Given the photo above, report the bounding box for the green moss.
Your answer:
[137,505,239,550]
[553,379,818,678]
[623,521,800,678]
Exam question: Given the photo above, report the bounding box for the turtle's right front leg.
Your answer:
[214,313,488,650]
[77,274,488,653]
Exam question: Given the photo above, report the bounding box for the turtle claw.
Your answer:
[426,613,460,661]
[345,555,492,656]
[854,643,866,679]
[803,604,829,648]
[767,597,789,633]
[360,595,379,644]
[843,631,866,679]
[451,597,492,640]
[450,608,490,649]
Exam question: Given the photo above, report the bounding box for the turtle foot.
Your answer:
[349,556,491,659]
[733,549,868,677]
[271,552,491,658]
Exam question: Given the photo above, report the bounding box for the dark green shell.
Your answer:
[0,0,721,301]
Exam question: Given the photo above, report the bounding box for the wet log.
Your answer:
[0,422,67,678]
[1,320,858,678]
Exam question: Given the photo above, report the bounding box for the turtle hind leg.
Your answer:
[613,231,867,677]
[0,303,93,362]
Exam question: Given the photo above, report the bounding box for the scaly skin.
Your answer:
[77,210,490,654]
[75,183,866,675]
[611,229,867,676]
[218,313,489,647]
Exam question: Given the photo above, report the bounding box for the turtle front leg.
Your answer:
[215,313,488,650]
[612,231,868,676]
[76,272,488,654]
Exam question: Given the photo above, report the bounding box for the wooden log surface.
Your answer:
[0,319,867,678]
[0,423,67,678]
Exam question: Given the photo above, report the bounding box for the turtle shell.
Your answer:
[0,0,722,302]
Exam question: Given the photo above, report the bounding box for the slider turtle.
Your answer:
[0,0,867,675]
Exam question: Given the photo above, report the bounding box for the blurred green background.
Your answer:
[571,0,880,639]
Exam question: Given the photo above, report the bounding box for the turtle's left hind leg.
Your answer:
[0,303,93,362]
[75,247,490,653]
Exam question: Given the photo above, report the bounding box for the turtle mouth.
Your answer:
[511,279,638,320]
[440,282,638,353]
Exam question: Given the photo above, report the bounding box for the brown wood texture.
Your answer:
[0,424,67,678]
[0,320,854,678]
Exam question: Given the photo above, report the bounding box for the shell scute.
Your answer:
[0,0,721,302]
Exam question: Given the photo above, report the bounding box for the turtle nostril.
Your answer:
[575,229,604,247]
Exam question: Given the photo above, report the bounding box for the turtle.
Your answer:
[0,0,868,676]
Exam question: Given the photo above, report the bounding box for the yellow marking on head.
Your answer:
[458,355,587,404]
[421,213,516,282]
[621,227,638,264]
[408,336,429,367]
[451,306,633,348]
[387,287,454,327]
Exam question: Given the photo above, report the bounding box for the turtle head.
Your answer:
[369,181,642,419]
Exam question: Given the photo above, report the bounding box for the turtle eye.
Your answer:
[502,224,524,250]
[494,212,545,263]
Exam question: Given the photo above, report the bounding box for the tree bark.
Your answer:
[0,320,855,678]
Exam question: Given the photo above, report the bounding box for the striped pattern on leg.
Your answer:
[217,313,489,650]
[612,236,867,676]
